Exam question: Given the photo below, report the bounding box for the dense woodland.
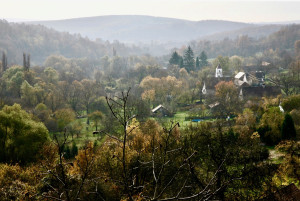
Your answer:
[0,20,299,201]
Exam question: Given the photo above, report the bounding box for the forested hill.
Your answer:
[199,24,283,41]
[0,20,144,65]
[190,24,300,58]
[1,19,299,66]
[28,15,253,43]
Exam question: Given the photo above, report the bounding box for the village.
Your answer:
[151,61,281,124]
[0,3,300,200]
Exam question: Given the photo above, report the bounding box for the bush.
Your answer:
[281,113,297,140]
[258,107,284,146]
[282,94,300,112]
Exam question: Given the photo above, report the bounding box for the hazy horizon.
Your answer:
[4,15,300,25]
[1,1,300,23]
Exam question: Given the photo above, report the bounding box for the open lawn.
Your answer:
[154,111,201,128]
[50,111,219,147]
[49,117,106,148]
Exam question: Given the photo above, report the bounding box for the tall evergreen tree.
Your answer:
[23,53,26,70]
[281,113,297,140]
[169,51,181,66]
[27,54,30,70]
[183,46,195,72]
[196,56,200,69]
[179,57,184,68]
[199,51,208,68]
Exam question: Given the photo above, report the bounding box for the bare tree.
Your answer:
[39,130,96,201]
[105,88,136,200]
[104,89,230,200]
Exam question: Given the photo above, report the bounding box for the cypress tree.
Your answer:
[27,54,30,70]
[2,52,7,72]
[23,53,26,70]
[281,113,297,140]
[23,53,30,71]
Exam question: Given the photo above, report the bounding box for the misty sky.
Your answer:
[1,0,300,23]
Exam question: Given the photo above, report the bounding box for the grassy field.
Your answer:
[49,117,106,148]
[153,111,203,128]
[50,111,215,148]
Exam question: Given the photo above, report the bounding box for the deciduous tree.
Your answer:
[0,104,49,163]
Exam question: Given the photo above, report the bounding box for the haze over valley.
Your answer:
[1,1,300,200]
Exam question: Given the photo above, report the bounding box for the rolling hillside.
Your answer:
[0,20,145,65]
[28,15,254,43]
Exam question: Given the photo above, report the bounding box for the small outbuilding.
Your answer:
[152,104,172,117]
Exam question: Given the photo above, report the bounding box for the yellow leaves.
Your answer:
[259,107,284,129]
[236,108,256,126]
[72,142,95,176]
[262,96,281,110]
[122,193,145,201]
[0,163,40,200]
[99,119,164,169]
[126,118,153,154]
[139,75,160,90]
[179,68,188,78]
[234,109,257,137]
[140,75,183,103]
[273,141,300,186]
[251,132,260,139]
[54,108,76,130]
[141,89,155,102]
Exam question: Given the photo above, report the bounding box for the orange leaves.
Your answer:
[215,81,237,99]
[72,142,95,176]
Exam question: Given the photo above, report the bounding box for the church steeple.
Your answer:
[202,82,207,95]
[215,63,223,77]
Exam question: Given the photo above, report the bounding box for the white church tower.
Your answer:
[215,63,223,78]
